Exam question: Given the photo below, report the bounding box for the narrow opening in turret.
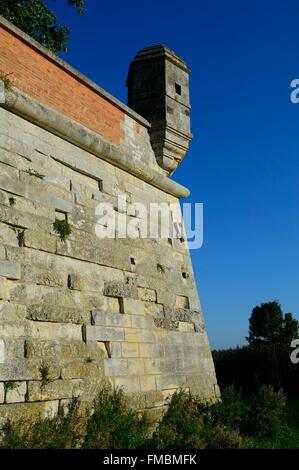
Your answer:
[175,83,182,95]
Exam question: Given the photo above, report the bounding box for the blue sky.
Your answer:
[47,0,299,349]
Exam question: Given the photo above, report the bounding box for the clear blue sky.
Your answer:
[47,0,299,349]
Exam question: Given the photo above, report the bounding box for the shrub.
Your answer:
[53,219,72,242]
[82,388,147,449]
[151,391,206,449]
[205,425,243,449]
[198,386,244,431]
[244,386,286,437]
[0,404,80,449]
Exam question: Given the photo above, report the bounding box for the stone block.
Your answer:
[127,358,144,375]
[125,328,156,343]
[104,342,120,358]
[130,315,154,329]
[155,374,187,390]
[5,381,27,403]
[138,287,157,302]
[24,230,56,253]
[86,295,121,313]
[121,298,144,315]
[0,204,50,233]
[24,339,93,360]
[143,358,162,375]
[104,281,138,299]
[29,321,83,341]
[1,339,24,360]
[140,375,157,392]
[44,400,60,419]
[0,174,25,198]
[104,358,128,377]
[0,303,27,322]
[27,379,83,401]
[83,325,125,342]
[0,323,26,339]
[91,311,131,328]
[139,343,161,359]
[0,261,21,280]
[178,321,195,332]
[0,223,18,247]
[0,360,42,381]
[113,376,140,393]
[175,295,190,309]
[21,265,64,287]
[156,290,176,308]
[121,343,139,358]
[60,360,101,380]
[27,304,89,324]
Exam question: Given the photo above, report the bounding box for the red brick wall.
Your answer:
[0,24,126,146]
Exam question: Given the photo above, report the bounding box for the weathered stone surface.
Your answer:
[0,223,19,247]
[153,307,201,331]
[83,325,125,342]
[0,277,4,300]
[25,230,56,253]
[27,379,83,401]
[140,375,156,392]
[26,304,89,324]
[121,342,139,358]
[138,287,156,302]
[104,281,138,299]
[5,381,27,404]
[0,261,21,280]
[130,315,153,329]
[29,322,83,341]
[0,303,27,322]
[67,273,82,290]
[121,298,144,315]
[61,361,103,380]
[0,401,59,427]
[0,359,43,381]
[24,339,97,360]
[178,321,195,332]
[113,376,140,393]
[125,328,156,343]
[104,358,128,377]
[1,339,24,360]
[91,311,131,328]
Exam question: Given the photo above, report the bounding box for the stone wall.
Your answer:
[0,16,219,427]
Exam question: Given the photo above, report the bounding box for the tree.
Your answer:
[247,301,298,346]
[0,0,86,54]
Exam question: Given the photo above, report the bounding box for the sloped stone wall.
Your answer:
[0,16,219,427]
[0,103,219,425]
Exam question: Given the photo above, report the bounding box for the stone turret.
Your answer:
[126,45,192,175]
